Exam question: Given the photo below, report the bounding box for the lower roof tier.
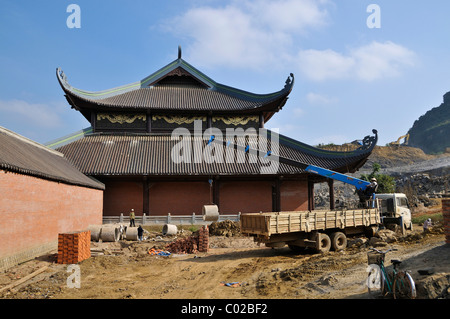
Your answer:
[55,129,377,178]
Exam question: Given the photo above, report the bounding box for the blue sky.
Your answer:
[1,0,449,147]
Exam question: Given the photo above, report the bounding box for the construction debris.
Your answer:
[148,248,171,256]
[209,220,240,237]
[165,226,209,254]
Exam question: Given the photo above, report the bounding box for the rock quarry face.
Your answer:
[314,173,449,209]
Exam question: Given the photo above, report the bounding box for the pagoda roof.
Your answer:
[55,129,377,178]
[57,52,294,122]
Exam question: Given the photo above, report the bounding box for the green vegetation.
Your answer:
[411,212,443,225]
[360,163,396,193]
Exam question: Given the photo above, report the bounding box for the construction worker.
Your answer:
[368,178,378,193]
[423,218,432,233]
[137,225,144,241]
[129,209,136,227]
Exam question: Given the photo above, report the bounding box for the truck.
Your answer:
[208,129,412,253]
[377,193,413,233]
[240,206,381,253]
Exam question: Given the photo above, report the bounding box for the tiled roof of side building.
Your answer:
[55,130,376,177]
[0,126,105,190]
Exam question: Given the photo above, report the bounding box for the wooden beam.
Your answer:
[328,179,335,210]
[0,265,49,293]
[143,176,149,215]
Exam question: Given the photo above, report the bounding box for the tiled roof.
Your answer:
[56,58,294,114]
[0,126,104,190]
[56,130,374,177]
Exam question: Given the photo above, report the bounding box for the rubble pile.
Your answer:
[165,226,209,254]
[396,173,449,206]
[209,220,241,237]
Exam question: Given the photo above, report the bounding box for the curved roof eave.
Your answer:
[56,60,295,109]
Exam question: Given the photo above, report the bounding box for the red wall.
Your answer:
[220,181,273,214]
[0,170,103,260]
[149,181,211,216]
[103,181,143,216]
[101,179,310,216]
[280,180,309,211]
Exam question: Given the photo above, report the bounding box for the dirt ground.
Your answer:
[0,223,449,300]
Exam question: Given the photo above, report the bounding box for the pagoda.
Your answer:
[54,48,377,217]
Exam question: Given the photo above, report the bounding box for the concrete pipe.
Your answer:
[126,227,139,241]
[100,226,119,242]
[87,225,102,242]
[162,224,178,236]
[202,205,219,222]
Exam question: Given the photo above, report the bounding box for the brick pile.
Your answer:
[57,230,91,264]
[166,226,209,254]
[198,225,209,252]
[443,199,450,245]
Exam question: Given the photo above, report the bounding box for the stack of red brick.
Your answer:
[166,226,209,254]
[443,199,450,245]
[57,230,91,264]
[198,225,209,252]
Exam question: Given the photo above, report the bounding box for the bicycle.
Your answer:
[367,247,416,299]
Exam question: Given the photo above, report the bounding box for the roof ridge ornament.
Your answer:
[284,73,294,90]
[178,45,182,60]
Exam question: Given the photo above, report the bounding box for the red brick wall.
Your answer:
[149,181,210,215]
[443,199,450,245]
[0,170,103,260]
[280,180,309,211]
[103,181,143,216]
[220,181,272,214]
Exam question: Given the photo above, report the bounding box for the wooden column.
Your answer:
[213,177,220,207]
[146,112,152,133]
[143,176,149,215]
[272,178,281,212]
[91,112,96,133]
[308,181,315,211]
[328,179,335,210]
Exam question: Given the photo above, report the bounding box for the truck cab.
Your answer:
[376,193,413,232]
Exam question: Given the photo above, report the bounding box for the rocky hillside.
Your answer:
[314,145,450,209]
[407,91,450,154]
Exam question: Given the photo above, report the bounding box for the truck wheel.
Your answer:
[330,232,347,251]
[315,233,331,253]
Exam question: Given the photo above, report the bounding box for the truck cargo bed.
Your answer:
[240,209,381,238]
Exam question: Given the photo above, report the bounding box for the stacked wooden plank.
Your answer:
[57,230,91,264]
[241,209,381,237]
[443,199,450,245]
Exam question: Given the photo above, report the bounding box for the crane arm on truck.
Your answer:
[208,129,378,203]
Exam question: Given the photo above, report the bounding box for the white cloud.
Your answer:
[165,0,330,70]
[297,41,416,82]
[292,107,305,117]
[0,99,64,128]
[306,92,338,105]
[163,2,416,81]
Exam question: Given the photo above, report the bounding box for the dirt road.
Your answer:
[1,225,449,300]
